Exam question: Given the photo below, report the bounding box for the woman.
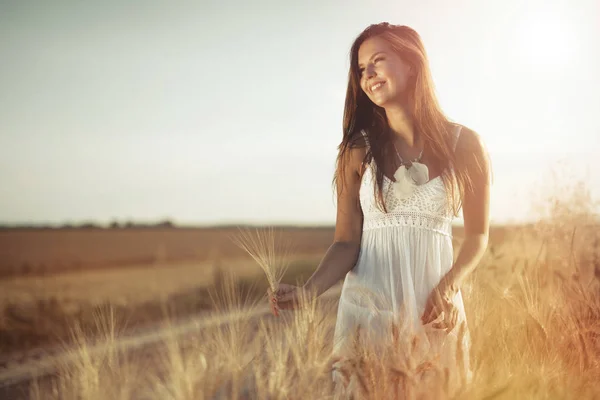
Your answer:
[272,22,490,395]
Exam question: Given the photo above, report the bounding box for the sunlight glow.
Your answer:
[516,11,578,73]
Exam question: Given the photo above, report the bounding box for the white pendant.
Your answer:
[392,165,416,200]
[392,162,430,201]
[407,162,429,185]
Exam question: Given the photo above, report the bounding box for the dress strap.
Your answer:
[452,124,462,152]
[360,129,370,149]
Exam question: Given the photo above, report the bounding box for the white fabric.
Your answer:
[331,125,473,396]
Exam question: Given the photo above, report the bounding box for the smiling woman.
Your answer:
[271,22,491,397]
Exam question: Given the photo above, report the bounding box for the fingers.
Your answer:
[421,312,434,325]
[421,304,441,325]
[268,291,279,316]
[440,306,457,330]
[424,302,461,332]
[421,289,445,324]
[269,294,296,314]
[421,304,432,323]
[267,285,291,302]
[267,286,299,313]
[421,299,434,323]
[429,311,444,329]
[277,291,295,303]
[273,286,293,298]
[270,298,279,316]
[433,308,460,332]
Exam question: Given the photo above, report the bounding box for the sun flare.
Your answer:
[516,11,578,72]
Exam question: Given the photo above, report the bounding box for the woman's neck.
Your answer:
[385,104,415,146]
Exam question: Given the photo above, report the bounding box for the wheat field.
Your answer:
[22,223,600,399]
[16,223,600,399]
[2,184,600,399]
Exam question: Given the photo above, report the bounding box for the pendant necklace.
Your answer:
[391,140,430,200]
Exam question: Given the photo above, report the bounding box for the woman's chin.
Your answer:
[374,94,408,109]
[372,97,392,108]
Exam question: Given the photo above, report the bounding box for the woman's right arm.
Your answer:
[302,146,365,297]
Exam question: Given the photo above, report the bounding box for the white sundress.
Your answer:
[331,125,473,396]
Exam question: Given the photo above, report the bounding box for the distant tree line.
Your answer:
[0,219,176,230]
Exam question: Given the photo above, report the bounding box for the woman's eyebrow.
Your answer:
[358,51,387,67]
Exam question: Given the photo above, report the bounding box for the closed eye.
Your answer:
[358,57,385,75]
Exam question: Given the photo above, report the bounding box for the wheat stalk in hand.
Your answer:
[232,227,292,316]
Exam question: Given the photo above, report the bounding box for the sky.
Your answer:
[1,0,599,226]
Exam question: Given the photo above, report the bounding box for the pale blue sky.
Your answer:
[1,0,599,226]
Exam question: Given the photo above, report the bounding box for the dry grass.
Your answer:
[25,221,600,399]
[26,229,600,399]
[13,182,600,399]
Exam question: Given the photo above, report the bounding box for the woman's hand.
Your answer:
[421,281,460,332]
[268,283,305,316]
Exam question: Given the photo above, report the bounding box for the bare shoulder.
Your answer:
[454,124,486,155]
[342,134,369,178]
[453,123,491,182]
[348,145,368,176]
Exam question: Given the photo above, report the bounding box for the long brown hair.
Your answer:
[333,23,472,216]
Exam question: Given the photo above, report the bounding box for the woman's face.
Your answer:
[357,35,412,108]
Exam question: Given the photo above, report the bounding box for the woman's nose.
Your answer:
[365,64,376,79]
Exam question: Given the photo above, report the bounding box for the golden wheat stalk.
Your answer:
[231,226,293,309]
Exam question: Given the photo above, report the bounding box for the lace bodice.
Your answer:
[359,125,461,237]
[360,169,453,235]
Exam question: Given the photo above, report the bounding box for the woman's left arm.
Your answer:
[441,126,491,294]
[421,127,491,327]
